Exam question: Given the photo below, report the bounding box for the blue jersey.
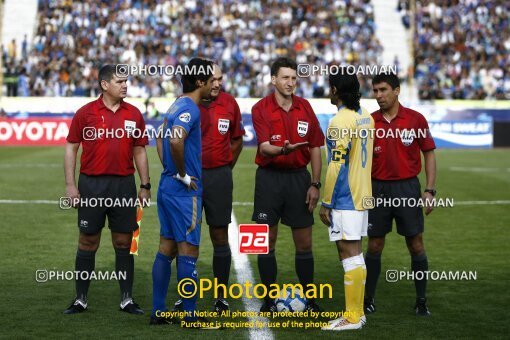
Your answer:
[160,97,202,196]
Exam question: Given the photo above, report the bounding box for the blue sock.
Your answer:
[151,252,172,316]
[177,255,198,321]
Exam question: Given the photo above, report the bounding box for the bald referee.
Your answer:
[64,64,150,315]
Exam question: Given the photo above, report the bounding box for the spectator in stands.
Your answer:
[5,62,18,97]
[17,68,30,97]
[7,0,383,99]
[408,0,510,100]
[21,35,28,60]
[7,39,16,61]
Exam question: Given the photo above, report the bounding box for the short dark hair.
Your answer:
[372,72,400,89]
[98,64,117,91]
[181,58,214,93]
[329,72,361,111]
[270,57,297,76]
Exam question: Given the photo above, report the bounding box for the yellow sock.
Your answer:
[344,266,363,323]
[360,263,367,319]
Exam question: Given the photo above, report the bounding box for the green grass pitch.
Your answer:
[0,146,509,339]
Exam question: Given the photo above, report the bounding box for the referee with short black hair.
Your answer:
[63,64,150,315]
[364,73,436,316]
[252,57,324,312]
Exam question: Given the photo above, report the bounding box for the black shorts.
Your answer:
[368,177,424,238]
[252,167,313,228]
[77,174,138,234]
[202,166,233,227]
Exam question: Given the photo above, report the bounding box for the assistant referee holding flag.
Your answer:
[64,64,150,314]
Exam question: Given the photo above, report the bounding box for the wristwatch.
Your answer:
[140,183,151,190]
[311,181,321,189]
[424,189,436,196]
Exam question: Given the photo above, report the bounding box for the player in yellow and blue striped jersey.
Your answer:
[320,72,374,331]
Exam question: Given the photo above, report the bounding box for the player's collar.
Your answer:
[396,103,406,118]
[96,94,126,111]
[271,92,296,112]
[337,105,361,115]
[200,92,224,108]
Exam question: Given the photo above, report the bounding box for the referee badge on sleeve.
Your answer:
[124,120,136,137]
[401,129,414,146]
[218,118,230,135]
[297,121,308,137]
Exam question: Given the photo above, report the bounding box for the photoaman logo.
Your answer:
[239,224,269,254]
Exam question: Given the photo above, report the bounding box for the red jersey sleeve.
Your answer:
[417,114,436,151]
[66,109,84,143]
[304,100,325,148]
[252,102,270,145]
[134,109,149,146]
[230,98,245,139]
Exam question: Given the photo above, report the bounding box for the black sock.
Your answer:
[115,247,134,302]
[75,249,96,302]
[295,251,314,301]
[412,253,428,299]
[258,249,277,303]
[213,244,232,298]
[364,252,381,300]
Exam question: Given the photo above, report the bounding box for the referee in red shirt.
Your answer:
[201,65,244,312]
[63,65,150,315]
[364,73,436,316]
[252,57,324,312]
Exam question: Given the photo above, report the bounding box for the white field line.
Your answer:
[1,200,509,206]
[3,164,509,173]
[449,166,510,172]
[228,211,274,340]
[0,163,167,168]
[454,200,510,205]
[0,163,61,168]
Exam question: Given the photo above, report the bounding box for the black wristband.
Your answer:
[311,182,321,189]
[424,189,436,196]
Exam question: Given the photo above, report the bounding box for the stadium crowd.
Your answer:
[2,0,382,99]
[398,0,510,100]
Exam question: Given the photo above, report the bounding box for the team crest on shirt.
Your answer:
[179,112,191,123]
[124,120,136,137]
[297,121,308,137]
[400,129,414,146]
[218,119,230,135]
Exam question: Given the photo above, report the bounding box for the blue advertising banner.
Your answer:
[428,120,493,148]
